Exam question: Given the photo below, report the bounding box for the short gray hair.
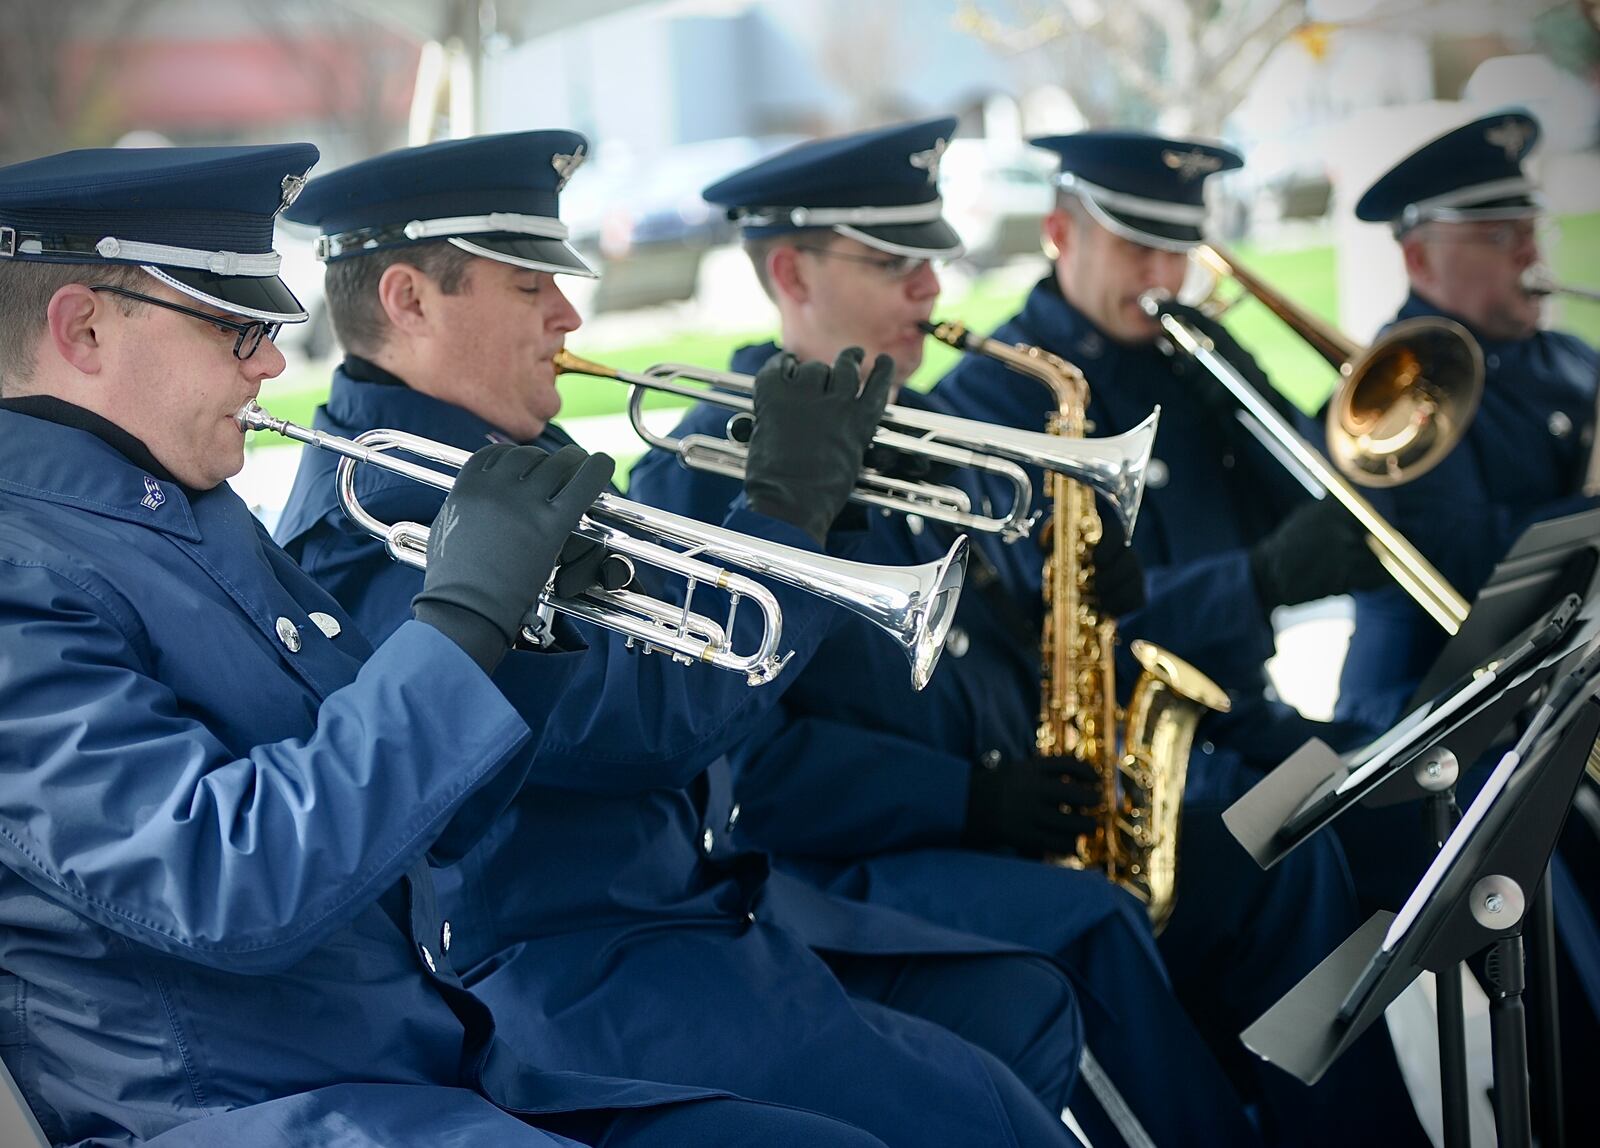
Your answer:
[321,241,478,358]
[0,262,147,395]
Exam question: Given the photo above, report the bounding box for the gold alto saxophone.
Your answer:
[926,321,1231,930]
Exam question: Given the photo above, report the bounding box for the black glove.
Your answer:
[412,442,614,674]
[743,347,894,544]
[861,441,957,486]
[1090,499,1147,618]
[1161,301,1300,425]
[1248,497,1388,611]
[964,753,1101,858]
[550,536,635,599]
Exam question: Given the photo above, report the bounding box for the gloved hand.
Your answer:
[744,346,894,545]
[964,753,1101,858]
[861,441,957,486]
[549,536,635,599]
[1090,499,1147,618]
[1249,497,1388,611]
[1161,300,1300,425]
[412,442,615,674]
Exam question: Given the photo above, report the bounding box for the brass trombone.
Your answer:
[554,348,1159,540]
[1142,242,1483,634]
[238,401,968,690]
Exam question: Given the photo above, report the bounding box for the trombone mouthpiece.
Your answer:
[1137,290,1172,317]
[1520,265,1555,298]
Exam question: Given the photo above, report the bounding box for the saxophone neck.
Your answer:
[923,320,1086,411]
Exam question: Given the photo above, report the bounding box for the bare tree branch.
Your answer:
[957,0,1314,134]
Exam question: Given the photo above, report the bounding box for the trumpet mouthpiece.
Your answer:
[234,400,272,433]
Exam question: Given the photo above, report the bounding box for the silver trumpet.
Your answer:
[1522,265,1600,304]
[554,348,1158,540]
[238,401,967,690]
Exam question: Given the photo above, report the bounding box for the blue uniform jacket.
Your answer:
[627,342,1387,1148]
[629,351,1047,858]
[1333,293,1600,731]
[273,368,1082,1147]
[0,407,732,1147]
[931,277,1325,790]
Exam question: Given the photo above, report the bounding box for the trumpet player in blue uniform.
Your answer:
[274,129,1103,1148]
[628,119,1428,1148]
[0,142,901,1148]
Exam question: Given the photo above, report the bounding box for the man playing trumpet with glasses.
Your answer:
[629,117,1427,1147]
[273,129,1107,1148]
[0,142,919,1148]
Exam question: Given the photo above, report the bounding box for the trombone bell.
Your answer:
[1326,317,1484,488]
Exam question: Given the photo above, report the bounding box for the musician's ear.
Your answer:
[1042,208,1071,264]
[768,243,809,305]
[376,261,433,335]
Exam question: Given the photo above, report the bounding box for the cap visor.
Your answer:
[838,217,966,260]
[151,265,308,323]
[1090,203,1203,252]
[451,235,599,278]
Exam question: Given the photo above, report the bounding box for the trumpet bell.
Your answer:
[1326,317,1484,488]
[899,537,968,690]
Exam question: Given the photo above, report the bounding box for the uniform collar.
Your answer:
[1019,274,1119,366]
[324,362,510,450]
[0,405,202,541]
[1395,290,1530,357]
[0,395,181,485]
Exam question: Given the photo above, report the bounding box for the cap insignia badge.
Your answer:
[910,138,948,185]
[1485,119,1533,162]
[276,173,307,216]
[552,144,587,191]
[1162,148,1223,181]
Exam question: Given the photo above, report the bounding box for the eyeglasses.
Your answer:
[794,245,938,280]
[1422,219,1543,252]
[90,284,282,360]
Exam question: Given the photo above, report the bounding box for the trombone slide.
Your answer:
[1143,302,1470,634]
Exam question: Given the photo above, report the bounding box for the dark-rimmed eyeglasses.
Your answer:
[793,245,938,281]
[90,284,282,360]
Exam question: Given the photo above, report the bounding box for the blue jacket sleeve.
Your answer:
[529,503,844,792]
[309,467,847,793]
[731,707,973,858]
[0,560,580,974]
[1118,549,1277,693]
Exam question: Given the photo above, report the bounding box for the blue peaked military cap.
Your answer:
[702,117,965,259]
[1028,130,1243,252]
[283,130,597,277]
[1356,110,1542,233]
[0,142,318,322]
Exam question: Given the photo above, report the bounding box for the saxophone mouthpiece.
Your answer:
[920,319,972,349]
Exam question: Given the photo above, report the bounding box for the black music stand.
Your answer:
[1223,595,1590,871]
[1412,508,1600,702]
[1239,643,1600,1148]
[1224,509,1600,1148]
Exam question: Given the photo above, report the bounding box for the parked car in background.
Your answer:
[939,139,1054,269]
[569,134,803,313]
[273,226,334,363]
